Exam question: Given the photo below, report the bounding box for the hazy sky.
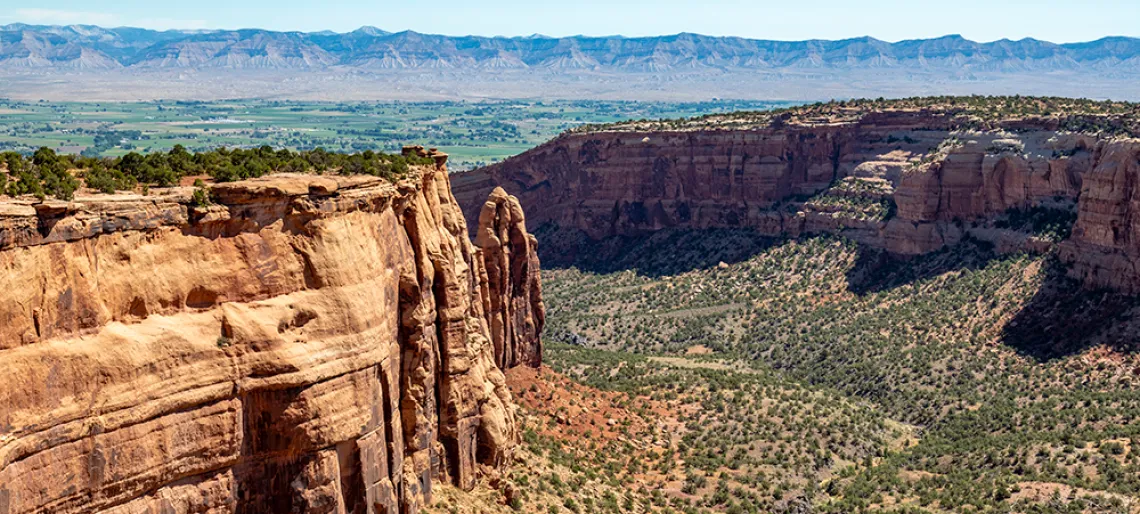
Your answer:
[3,0,1138,43]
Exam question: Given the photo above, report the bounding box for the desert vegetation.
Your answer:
[0,145,433,200]
[462,346,901,514]
[800,177,897,222]
[537,228,1140,513]
[577,96,1140,137]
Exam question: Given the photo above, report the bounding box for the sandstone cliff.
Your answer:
[0,162,544,513]
[452,110,1140,292]
[475,188,545,370]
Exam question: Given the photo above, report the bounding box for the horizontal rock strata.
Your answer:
[0,165,544,513]
[452,111,1140,292]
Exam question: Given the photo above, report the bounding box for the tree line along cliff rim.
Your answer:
[571,95,1140,136]
[0,144,444,203]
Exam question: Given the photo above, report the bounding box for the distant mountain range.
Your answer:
[3,23,1140,73]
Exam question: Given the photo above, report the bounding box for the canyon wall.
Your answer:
[452,112,1140,292]
[1059,140,1140,292]
[0,164,544,513]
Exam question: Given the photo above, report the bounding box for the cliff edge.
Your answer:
[0,161,544,513]
[453,103,1140,292]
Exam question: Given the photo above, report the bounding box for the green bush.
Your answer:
[83,165,136,194]
[0,144,434,200]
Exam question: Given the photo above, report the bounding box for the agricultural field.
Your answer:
[0,99,795,171]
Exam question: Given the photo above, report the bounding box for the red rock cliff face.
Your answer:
[453,111,1140,292]
[451,111,956,240]
[0,166,544,513]
[455,128,857,239]
[1059,141,1140,292]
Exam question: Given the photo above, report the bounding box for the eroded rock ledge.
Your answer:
[452,111,1140,293]
[0,164,544,513]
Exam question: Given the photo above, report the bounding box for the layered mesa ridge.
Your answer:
[454,109,1140,292]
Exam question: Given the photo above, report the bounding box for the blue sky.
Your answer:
[3,0,1138,43]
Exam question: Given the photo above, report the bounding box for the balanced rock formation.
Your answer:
[452,109,1140,292]
[0,161,544,513]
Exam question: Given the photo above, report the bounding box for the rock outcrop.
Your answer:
[1059,140,1140,292]
[452,110,1140,293]
[0,163,544,513]
[475,187,545,370]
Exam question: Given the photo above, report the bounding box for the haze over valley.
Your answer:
[3,24,1140,101]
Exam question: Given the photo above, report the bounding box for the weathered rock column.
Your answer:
[475,187,545,369]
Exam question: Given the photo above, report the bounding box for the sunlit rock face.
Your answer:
[0,164,544,513]
[453,111,1140,292]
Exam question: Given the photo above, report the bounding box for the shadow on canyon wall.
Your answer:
[537,224,1140,362]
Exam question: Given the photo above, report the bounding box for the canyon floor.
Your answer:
[424,229,1140,514]
[520,229,1140,514]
